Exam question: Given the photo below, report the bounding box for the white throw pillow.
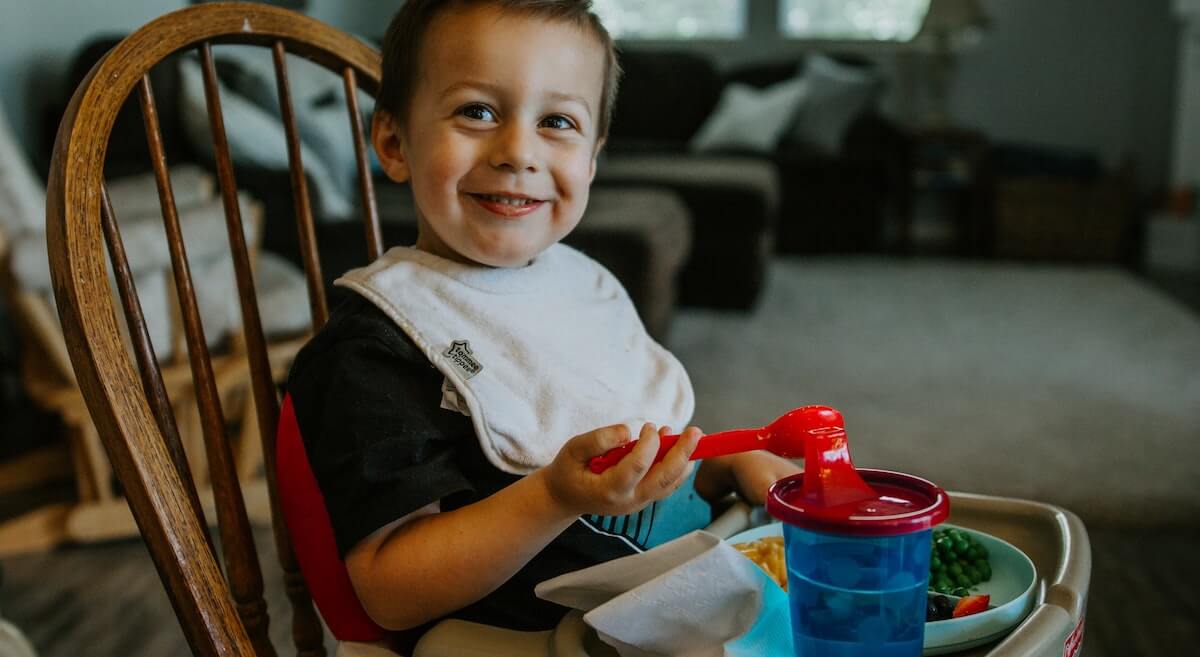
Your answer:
[11,191,255,292]
[104,164,213,221]
[689,77,809,154]
[788,54,880,155]
[0,104,47,237]
[177,58,353,220]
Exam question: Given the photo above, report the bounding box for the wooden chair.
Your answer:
[45,3,384,655]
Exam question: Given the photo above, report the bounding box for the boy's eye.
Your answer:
[459,103,496,122]
[539,115,576,131]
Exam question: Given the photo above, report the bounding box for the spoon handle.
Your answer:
[587,428,767,474]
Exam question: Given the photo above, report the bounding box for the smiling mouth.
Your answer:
[468,192,548,217]
[471,193,544,206]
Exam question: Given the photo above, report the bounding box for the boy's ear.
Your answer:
[589,137,606,183]
[371,111,411,183]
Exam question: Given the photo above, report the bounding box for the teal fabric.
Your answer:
[583,469,712,550]
[729,565,795,656]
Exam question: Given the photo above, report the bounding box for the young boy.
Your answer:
[285,0,800,650]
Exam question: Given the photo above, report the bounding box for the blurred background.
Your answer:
[0,1,1197,656]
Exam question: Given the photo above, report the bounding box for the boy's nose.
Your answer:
[489,124,539,173]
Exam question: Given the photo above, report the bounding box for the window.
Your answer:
[780,0,931,41]
[591,0,747,39]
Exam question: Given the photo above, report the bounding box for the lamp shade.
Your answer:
[909,0,990,51]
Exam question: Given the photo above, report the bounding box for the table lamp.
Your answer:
[908,0,991,128]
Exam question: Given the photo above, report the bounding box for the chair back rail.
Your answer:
[45,4,382,656]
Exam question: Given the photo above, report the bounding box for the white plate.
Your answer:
[726,523,1037,655]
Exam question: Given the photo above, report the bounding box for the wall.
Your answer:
[0,0,379,176]
[950,0,1178,188]
[0,0,189,174]
[304,0,392,39]
[0,0,1182,190]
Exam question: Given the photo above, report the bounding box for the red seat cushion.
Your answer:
[276,392,389,642]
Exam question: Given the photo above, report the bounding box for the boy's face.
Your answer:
[373,4,607,268]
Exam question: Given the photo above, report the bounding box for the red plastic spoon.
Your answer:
[587,405,846,474]
[797,422,879,508]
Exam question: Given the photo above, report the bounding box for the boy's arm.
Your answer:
[695,452,801,506]
[345,468,572,630]
[345,423,702,631]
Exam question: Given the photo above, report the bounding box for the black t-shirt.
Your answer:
[286,295,710,648]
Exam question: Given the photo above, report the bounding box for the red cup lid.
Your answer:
[766,469,950,537]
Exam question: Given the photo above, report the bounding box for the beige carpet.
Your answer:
[669,257,1200,528]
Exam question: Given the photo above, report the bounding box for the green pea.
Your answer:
[954,574,972,588]
[930,555,943,571]
[951,586,971,597]
[978,562,992,581]
[952,538,970,554]
[964,566,982,584]
[948,563,964,577]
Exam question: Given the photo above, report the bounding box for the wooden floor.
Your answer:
[1,524,1197,656]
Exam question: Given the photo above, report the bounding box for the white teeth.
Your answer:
[480,194,536,206]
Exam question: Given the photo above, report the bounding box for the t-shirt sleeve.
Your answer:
[287,307,475,557]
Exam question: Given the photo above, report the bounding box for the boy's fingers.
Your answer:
[638,427,701,499]
[570,424,630,462]
[610,423,660,488]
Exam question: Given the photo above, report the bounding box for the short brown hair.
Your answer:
[376,0,621,141]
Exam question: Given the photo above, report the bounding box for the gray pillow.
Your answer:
[689,77,809,154]
[178,58,353,220]
[787,54,880,155]
[215,48,375,217]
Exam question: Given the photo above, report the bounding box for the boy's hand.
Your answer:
[541,423,703,517]
[696,451,802,506]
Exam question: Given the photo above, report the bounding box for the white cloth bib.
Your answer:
[335,244,695,475]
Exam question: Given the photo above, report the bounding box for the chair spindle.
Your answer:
[342,67,383,261]
[271,41,328,329]
[192,41,278,657]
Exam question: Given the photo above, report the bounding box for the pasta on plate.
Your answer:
[733,536,787,591]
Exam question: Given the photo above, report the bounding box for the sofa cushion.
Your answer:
[609,51,723,146]
[564,187,692,338]
[10,191,256,292]
[689,77,809,154]
[596,154,780,221]
[103,164,213,220]
[595,154,779,309]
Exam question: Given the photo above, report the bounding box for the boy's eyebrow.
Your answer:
[547,91,594,116]
[440,80,594,116]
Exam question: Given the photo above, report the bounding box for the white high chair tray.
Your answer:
[412,492,1090,657]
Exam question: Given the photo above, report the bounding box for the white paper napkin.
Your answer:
[535,530,793,657]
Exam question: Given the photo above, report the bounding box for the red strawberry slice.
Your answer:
[951,594,991,618]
